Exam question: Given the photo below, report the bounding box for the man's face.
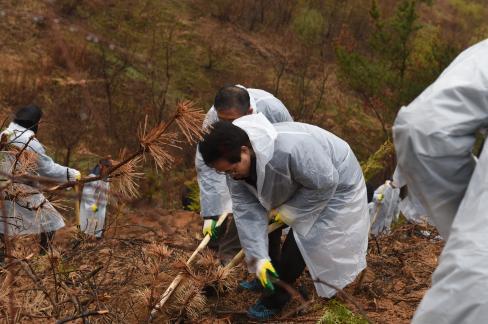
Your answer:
[212,146,252,180]
[217,107,253,122]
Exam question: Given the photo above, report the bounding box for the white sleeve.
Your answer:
[228,179,269,273]
[393,39,488,238]
[195,149,232,217]
[32,140,79,182]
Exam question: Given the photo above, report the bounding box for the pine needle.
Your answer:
[133,287,153,307]
[111,150,144,199]
[212,265,237,293]
[174,100,205,144]
[48,196,72,212]
[144,242,173,260]
[171,279,206,320]
[195,249,219,269]
[138,116,182,172]
[0,148,37,177]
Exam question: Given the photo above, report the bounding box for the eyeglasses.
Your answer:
[215,164,239,176]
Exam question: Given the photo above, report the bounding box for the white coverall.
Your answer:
[79,174,109,238]
[196,87,293,218]
[0,122,79,234]
[229,113,370,297]
[393,39,488,323]
[369,180,400,235]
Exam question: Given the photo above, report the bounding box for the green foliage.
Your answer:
[391,213,408,231]
[367,0,423,100]
[449,0,485,22]
[317,299,368,324]
[292,8,324,46]
[360,140,394,182]
[471,131,486,158]
[448,0,488,44]
[337,0,430,117]
[336,47,391,100]
[336,0,459,136]
[184,178,201,212]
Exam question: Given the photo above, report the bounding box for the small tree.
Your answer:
[335,0,449,139]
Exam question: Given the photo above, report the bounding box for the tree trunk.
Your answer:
[64,146,72,167]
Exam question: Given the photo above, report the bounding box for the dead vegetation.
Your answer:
[0,99,207,323]
[0,108,443,323]
[0,212,232,323]
[1,207,443,323]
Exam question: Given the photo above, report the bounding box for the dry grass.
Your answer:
[0,98,209,322]
[0,207,238,323]
[0,206,444,324]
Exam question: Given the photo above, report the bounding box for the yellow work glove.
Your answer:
[270,209,284,225]
[256,259,279,291]
[90,203,99,213]
[202,219,217,239]
[274,212,284,224]
[373,192,384,204]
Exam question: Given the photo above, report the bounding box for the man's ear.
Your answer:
[241,145,252,157]
[247,107,253,115]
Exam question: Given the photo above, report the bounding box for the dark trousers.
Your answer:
[262,229,306,309]
[39,231,55,255]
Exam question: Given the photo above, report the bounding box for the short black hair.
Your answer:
[213,85,250,114]
[14,104,43,133]
[199,121,251,166]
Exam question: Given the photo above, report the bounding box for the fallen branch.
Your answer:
[149,212,229,318]
[12,135,35,173]
[20,260,60,317]
[149,220,284,320]
[275,279,313,319]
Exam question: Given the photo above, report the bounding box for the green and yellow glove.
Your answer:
[256,259,279,291]
[202,219,217,239]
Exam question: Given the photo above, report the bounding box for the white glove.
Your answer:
[70,169,81,182]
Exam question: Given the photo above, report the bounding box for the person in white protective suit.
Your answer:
[393,39,488,324]
[79,159,112,238]
[198,113,370,319]
[369,180,401,235]
[368,170,430,235]
[0,105,80,258]
[196,85,293,264]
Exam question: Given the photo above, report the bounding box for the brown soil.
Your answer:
[1,208,442,323]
